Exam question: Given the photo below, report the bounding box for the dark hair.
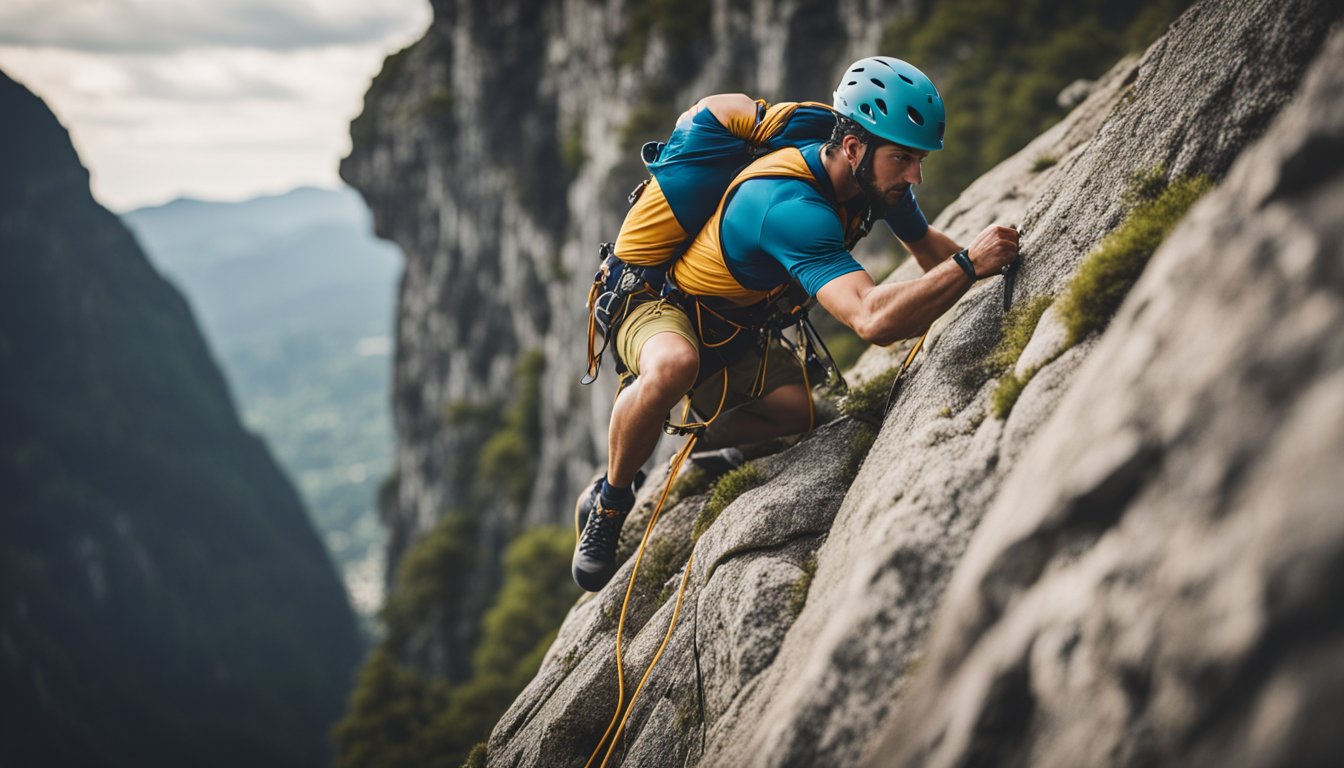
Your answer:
[828,114,877,148]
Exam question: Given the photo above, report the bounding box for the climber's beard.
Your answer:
[855,158,905,218]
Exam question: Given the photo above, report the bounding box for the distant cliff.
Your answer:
[0,72,364,767]
[123,186,401,623]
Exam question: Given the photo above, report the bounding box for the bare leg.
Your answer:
[607,332,699,487]
[698,382,813,450]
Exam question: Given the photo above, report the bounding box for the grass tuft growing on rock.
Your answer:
[1123,164,1169,206]
[1032,153,1059,172]
[692,463,765,542]
[788,553,819,618]
[638,537,683,602]
[992,372,1030,420]
[967,410,986,431]
[665,465,713,510]
[985,294,1055,419]
[986,295,1056,376]
[842,424,878,484]
[1060,174,1212,346]
[838,365,901,423]
[988,171,1211,423]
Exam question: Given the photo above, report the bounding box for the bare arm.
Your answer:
[903,225,962,272]
[816,261,971,345]
[818,224,1020,345]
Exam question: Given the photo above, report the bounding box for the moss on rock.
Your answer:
[788,554,819,618]
[1060,174,1212,346]
[838,366,901,423]
[692,463,766,542]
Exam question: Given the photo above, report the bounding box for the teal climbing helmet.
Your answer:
[833,56,945,151]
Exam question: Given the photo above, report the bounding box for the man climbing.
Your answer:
[573,56,1020,591]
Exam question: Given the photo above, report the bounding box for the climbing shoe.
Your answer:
[572,478,638,592]
[574,471,644,534]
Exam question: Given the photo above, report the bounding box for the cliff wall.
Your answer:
[482,0,1344,765]
[340,0,1342,763]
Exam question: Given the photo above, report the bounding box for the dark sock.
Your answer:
[600,477,635,512]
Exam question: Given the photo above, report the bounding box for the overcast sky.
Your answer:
[0,0,431,211]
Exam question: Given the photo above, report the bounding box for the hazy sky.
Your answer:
[0,0,431,211]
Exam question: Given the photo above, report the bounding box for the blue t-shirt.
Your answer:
[720,142,929,297]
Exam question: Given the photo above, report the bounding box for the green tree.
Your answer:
[882,0,1193,218]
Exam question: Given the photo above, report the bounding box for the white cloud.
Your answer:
[0,0,430,211]
[0,0,427,53]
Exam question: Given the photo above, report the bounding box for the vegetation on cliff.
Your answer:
[882,0,1193,217]
[334,350,573,765]
[333,524,577,768]
[992,170,1212,418]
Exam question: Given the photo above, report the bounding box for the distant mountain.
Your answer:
[125,186,399,338]
[0,70,364,767]
[123,186,400,622]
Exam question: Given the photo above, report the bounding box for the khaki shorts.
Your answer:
[615,298,805,417]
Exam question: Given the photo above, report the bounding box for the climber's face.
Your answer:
[864,143,927,203]
[843,135,928,214]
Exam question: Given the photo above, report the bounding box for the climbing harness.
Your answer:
[582,244,668,386]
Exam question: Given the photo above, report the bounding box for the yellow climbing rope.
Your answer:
[585,433,700,768]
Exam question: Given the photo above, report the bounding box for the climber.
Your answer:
[573,56,1020,591]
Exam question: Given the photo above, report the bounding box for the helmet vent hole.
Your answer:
[875,98,888,116]
[907,106,925,126]
[847,80,858,86]
[899,73,915,85]
[870,77,886,89]
[860,103,874,118]
[937,121,945,140]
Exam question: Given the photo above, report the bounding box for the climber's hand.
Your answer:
[967,225,1020,277]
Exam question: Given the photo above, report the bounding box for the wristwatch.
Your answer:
[952,248,976,280]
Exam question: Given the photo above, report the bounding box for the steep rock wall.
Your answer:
[877,24,1344,767]
[487,0,1343,765]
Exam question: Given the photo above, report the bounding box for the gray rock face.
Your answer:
[485,0,1344,765]
[490,419,867,767]
[876,24,1344,768]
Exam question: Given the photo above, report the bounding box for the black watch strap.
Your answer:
[952,248,976,280]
